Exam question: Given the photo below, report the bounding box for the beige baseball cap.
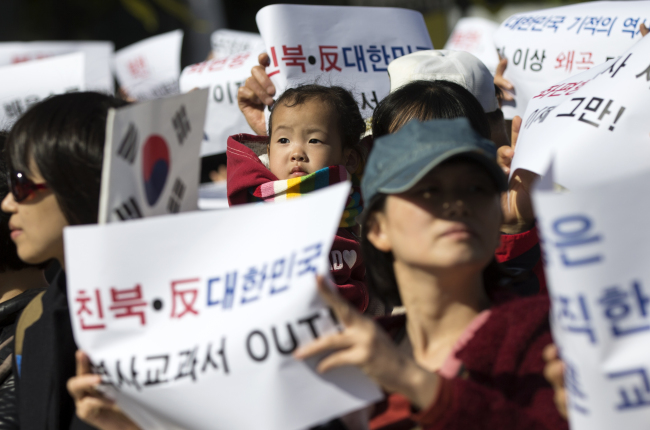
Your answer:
[388,49,499,113]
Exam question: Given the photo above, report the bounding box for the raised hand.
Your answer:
[237,52,276,135]
[498,116,538,234]
[67,350,141,430]
[294,276,439,410]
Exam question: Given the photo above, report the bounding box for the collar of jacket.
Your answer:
[0,288,47,327]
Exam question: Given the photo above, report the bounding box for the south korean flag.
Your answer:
[98,89,209,224]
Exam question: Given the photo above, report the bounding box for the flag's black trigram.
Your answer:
[114,197,143,221]
[172,105,191,145]
[117,123,138,164]
[167,178,186,213]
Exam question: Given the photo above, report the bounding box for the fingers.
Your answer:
[293,332,351,359]
[316,348,366,374]
[246,70,274,106]
[316,275,359,327]
[511,116,522,150]
[238,84,262,108]
[495,57,508,80]
[258,52,270,67]
[497,146,515,175]
[641,23,649,37]
[67,374,103,401]
[542,343,558,362]
[76,350,91,376]
[251,65,276,100]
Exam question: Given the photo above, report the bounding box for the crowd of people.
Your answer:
[1,16,646,430]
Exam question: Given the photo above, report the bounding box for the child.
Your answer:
[227,84,372,313]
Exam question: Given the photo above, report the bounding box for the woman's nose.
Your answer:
[441,199,469,217]
[1,192,17,214]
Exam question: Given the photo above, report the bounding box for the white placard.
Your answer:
[444,17,500,75]
[0,53,85,129]
[180,51,258,156]
[210,29,265,59]
[256,4,433,118]
[98,89,208,224]
[533,167,650,430]
[508,33,650,189]
[494,1,650,119]
[66,183,382,430]
[113,30,183,101]
[0,41,113,94]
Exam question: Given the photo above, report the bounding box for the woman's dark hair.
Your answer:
[0,132,43,272]
[6,92,128,226]
[361,193,519,307]
[268,84,366,154]
[371,80,491,140]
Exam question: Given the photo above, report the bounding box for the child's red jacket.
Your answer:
[226,133,369,312]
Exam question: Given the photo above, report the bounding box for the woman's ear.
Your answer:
[366,211,392,253]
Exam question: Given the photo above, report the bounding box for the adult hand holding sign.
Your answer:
[295,276,439,411]
[238,52,275,136]
[498,116,538,234]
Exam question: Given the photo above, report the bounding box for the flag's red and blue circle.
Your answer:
[142,134,170,206]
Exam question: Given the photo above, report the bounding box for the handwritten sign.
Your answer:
[98,89,208,223]
[113,30,183,101]
[508,33,650,189]
[210,29,265,60]
[494,1,650,119]
[533,167,650,430]
[444,17,500,75]
[0,53,85,129]
[0,41,113,93]
[180,50,258,156]
[256,4,433,118]
[65,182,382,430]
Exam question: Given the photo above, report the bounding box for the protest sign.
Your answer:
[180,48,258,156]
[508,32,650,190]
[256,4,433,118]
[210,29,265,59]
[444,17,500,75]
[493,1,650,119]
[66,182,382,430]
[533,167,650,430]
[113,30,183,101]
[0,52,85,129]
[98,89,208,224]
[0,41,113,93]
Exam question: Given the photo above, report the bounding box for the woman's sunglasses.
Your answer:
[8,171,48,202]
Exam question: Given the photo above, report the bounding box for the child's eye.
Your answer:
[308,138,322,144]
[278,138,289,144]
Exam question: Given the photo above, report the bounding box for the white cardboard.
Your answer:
[180,50,258,156]
[98,89,208,223]
[508,33,650,189]
[494,1,650,119]
[256,4,433,118]
[113,30,183,101]
[533,168,650,430]
[0,52,85,129]
[444,17,500,75]
[210,29,266,60]
[65,183,382,430]
[0,41,113,93]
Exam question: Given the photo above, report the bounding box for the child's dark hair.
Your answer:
[268,84,366,154]
[372,80,491,140]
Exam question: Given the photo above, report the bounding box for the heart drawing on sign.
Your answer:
[142,134,170,206]
[343,250,357,269]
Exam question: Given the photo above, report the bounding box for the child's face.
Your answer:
[268,99,347,180]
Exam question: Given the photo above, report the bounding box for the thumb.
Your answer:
[76,350,91,376]
[316,275,358,327]
[511,116,522,150]
[496,57,507,77]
